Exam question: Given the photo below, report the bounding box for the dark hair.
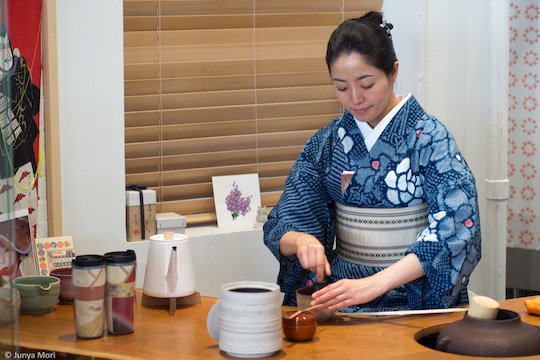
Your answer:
[326,11,397,77]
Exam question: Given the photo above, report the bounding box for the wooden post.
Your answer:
[42,0,63,236]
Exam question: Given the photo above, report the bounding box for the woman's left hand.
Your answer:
[309,277,388,310]
[309,254,426,310]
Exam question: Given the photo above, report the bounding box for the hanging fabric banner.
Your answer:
[0,0,42,238]
[508,2,540,250]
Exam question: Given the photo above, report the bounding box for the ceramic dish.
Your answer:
[50,267,74,304]
[12,276,60,314]
[206,299,221,341]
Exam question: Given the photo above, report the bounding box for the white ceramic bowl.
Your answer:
[0,288,21,325]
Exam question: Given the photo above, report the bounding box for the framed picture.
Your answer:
[0,209,37,287]
[212,173,261,228]
[33,236,75,276]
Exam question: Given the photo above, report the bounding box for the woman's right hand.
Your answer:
[280,231,331,283]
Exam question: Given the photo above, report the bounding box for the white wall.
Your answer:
[381,0,422,98]
[414,0,504,299]
[55,0,500,299]
[56,0,127,255]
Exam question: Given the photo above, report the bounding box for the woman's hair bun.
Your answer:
[360,11,393,38]
[326,10,397,75]
[361,11,384,25]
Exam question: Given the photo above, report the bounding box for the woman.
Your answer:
[263,11,481,312]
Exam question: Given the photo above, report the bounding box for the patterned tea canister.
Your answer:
[214,281,282,358]
[72,255,106,339]
[104,250,137,334]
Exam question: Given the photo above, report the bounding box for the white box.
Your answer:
[156,212,187,234]
[126,189,156,207]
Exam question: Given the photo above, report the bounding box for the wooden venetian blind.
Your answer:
[124,0,383,225]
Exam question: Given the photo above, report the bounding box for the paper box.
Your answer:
[156,212,187,234]
[126,189,157,241]
[34,236,75,276]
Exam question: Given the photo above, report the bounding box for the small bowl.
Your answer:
[0,288,21,325]
[296,286,336,322]
[50,267,73,304]
[282,310,317,341]
[12,276,60,314]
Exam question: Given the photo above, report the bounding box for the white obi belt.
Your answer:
[335,202,429,267]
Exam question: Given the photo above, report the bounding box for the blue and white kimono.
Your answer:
[263,95,481,312]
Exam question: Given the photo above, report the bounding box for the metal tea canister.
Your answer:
[104,250,137,334]
[72,255,106,339]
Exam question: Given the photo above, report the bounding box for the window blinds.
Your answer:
[124,0,383,225]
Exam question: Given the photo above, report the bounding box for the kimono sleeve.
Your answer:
[406,118,481,308]
[263,128,334,301]
[264,128,333,256]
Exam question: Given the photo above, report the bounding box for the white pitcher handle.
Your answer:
[166,246,178,293]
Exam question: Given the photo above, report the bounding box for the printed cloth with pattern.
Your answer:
[508,2,540,250]
[263,95,481,312]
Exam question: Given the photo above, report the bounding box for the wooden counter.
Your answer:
[1,290,539,360]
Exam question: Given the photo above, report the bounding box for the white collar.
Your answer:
[355,94,411,151]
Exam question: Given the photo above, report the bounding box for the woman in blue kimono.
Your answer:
[263,11,481,312]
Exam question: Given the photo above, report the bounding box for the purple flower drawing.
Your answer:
[225,182,252,220]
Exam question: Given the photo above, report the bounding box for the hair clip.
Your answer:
[380,20,393,38]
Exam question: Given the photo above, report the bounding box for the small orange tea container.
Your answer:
[282,310,317,341]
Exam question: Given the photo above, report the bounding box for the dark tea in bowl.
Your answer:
[230,287,271,293]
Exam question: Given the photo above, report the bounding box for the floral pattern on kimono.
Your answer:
[263,95,481,311]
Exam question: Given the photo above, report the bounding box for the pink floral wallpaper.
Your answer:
[508,2,540,249]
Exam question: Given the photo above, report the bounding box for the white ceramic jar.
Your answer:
[214,281,282,358]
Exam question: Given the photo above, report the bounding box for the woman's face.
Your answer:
[330,52,398,128]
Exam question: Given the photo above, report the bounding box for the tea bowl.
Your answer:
[12,276,60,314]
[0,288,21,325]
[282,310,317,341]
[296,286,336,322]
[50,267,73,303]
